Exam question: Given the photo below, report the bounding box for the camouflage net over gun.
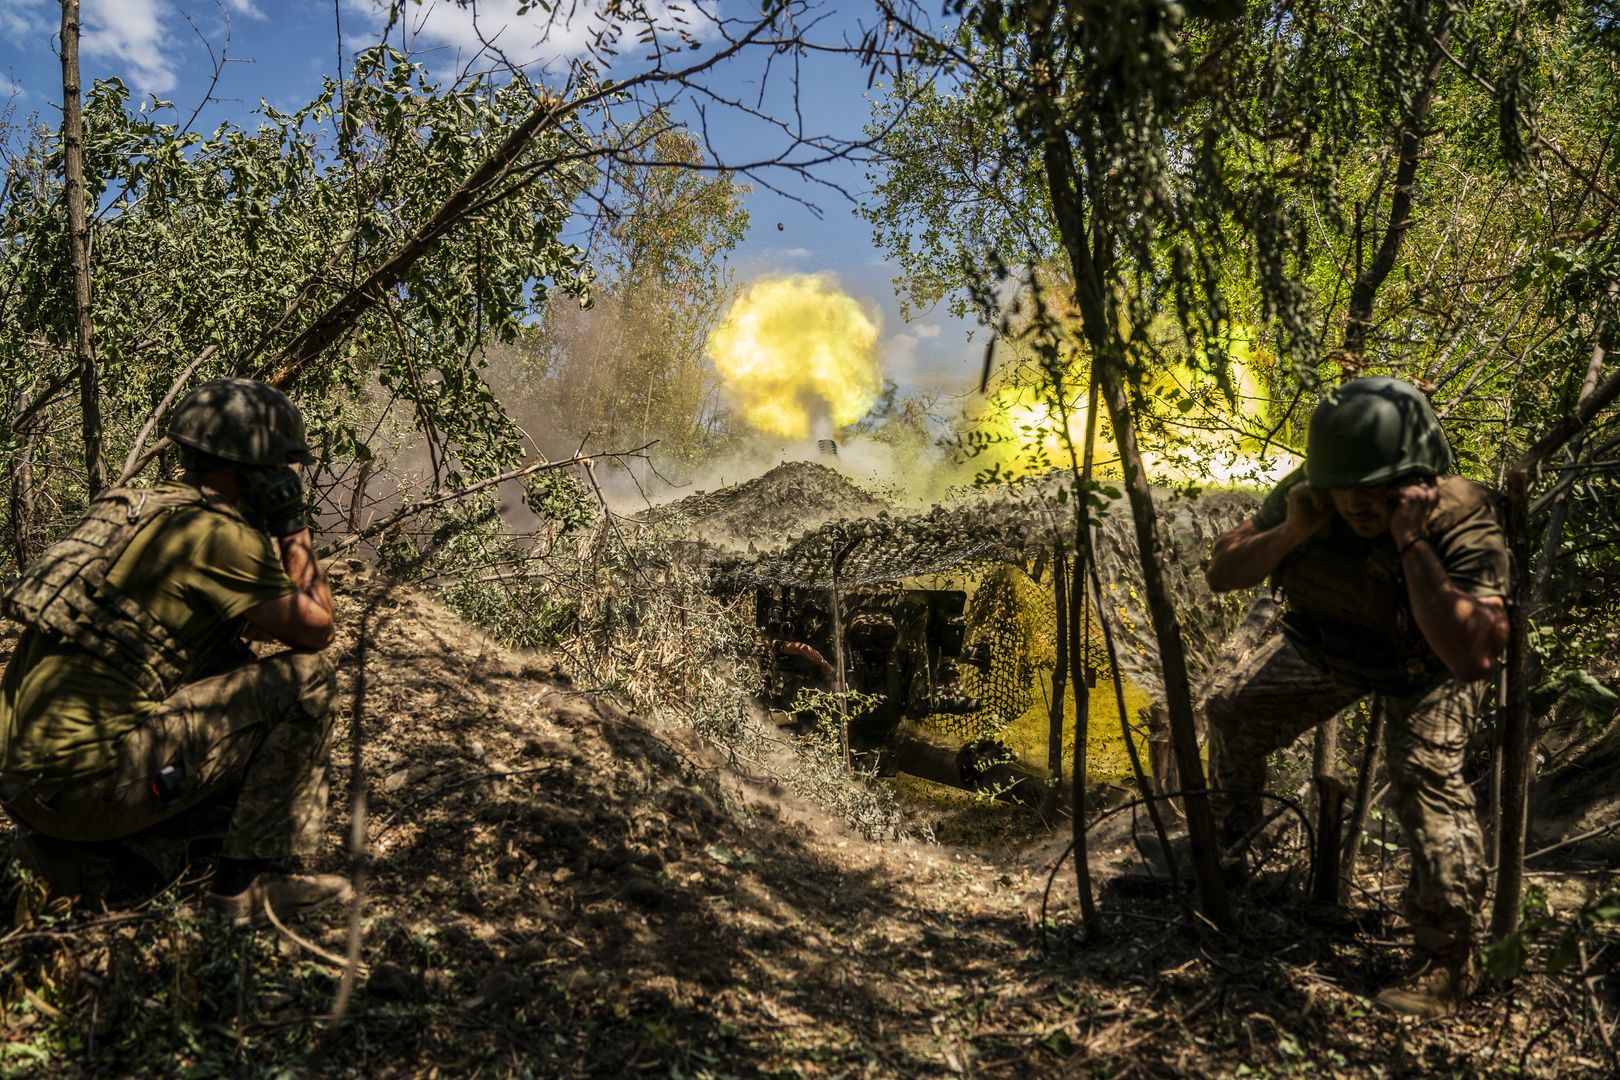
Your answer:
[694,466,1262,742]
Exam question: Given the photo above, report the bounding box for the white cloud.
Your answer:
[0,0,50,38]
[343,0,719,74]
[912,322,942,339]
[222,0,267,22]
[82,0,178,95]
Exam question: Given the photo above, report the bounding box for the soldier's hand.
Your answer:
[1283,480,1332,540]
[239,466,307,538]
[1388,478,1438,547]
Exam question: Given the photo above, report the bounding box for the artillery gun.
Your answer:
[653,460,1263,791]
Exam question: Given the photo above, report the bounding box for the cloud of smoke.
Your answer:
[708,274,885,441]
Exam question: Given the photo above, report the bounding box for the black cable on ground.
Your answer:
[1037,786,1316,958]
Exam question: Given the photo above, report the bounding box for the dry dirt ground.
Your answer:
[2,564,1617,1078]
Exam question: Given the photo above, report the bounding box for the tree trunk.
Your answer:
[1044,550,1068,820]
[1339,699,1385,905]
[1492,298,1617,939]
[828,536,863,771]
[1091,561,1184,899]
[1095,368,1231,927]
[1311,719,1340,801]
[1491,468,1534,940]
[1018,0,1235,926]
[1315,18,1453,781]
[1066,375,1101,939]
[348,457,374,533]
[1070,548,1099,937]
[60,0,106,496]
[8,431,39,569]
[1145,703,1177,808]
[1311,775,1348,905]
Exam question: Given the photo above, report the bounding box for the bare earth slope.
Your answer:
[2,563,1613,1077]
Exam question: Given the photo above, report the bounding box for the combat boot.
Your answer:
[1375,949,1476,1019]
[206,870,353,927]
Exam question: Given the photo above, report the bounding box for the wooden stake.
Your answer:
[59,0,106,496]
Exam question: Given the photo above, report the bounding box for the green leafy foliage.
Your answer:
[1484,883,1620,982]
[1529,622,1620,729]
[0,47,596,565]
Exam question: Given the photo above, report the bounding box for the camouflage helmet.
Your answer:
[1305,376,1452,489]
[168,379,315,467]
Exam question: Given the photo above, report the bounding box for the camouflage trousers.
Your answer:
[1201,611,1488,950]
[8,651,337,861]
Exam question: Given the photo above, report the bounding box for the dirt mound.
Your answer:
[645,459,892,552]
[5,562,1615,1076]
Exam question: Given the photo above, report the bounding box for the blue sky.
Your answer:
[0,0,981,402]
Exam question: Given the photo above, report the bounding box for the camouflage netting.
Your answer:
[673,462,1264,740]
[1088,488,1263,700]
[925,565,1049,740]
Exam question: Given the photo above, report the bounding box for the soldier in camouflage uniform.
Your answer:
[0,379,349,925]
[1203,377,1510,1018]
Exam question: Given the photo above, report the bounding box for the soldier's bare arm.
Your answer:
[243,530,335,651]
[1391,482,1508,682]
[1206,483,1333,592]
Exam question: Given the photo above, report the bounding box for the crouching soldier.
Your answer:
[0,379,350,925]
[1202,376,1510,1018]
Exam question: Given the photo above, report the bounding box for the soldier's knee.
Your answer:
[262,651,337,723]
[1388,762,1475,827]
[293,653,337,722]
[1200,686,1239,736]
[1387,737,1463,791]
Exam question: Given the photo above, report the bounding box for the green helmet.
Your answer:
[168,378,316,467]
[1304,376,1452,489]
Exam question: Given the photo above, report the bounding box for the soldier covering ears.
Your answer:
[1204,376,1510,1018]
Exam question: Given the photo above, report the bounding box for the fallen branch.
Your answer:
[261,19,779,394]
[1521,819,1620,865]
[1578,940,1616,1065]
[263,894,369,980]
[119,345,218,480]
[116,11,781,486]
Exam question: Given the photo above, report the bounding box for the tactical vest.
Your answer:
[1271,477,1505,695]
[2,485,244,700]
[1274,535,1443,694]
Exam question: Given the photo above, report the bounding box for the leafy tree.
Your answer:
[503,121,751,474]
[863,0,1620,927]
[0,48,597,560]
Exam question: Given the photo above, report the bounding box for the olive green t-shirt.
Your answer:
[0,483,296,783]
[1253,468,1511,689]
